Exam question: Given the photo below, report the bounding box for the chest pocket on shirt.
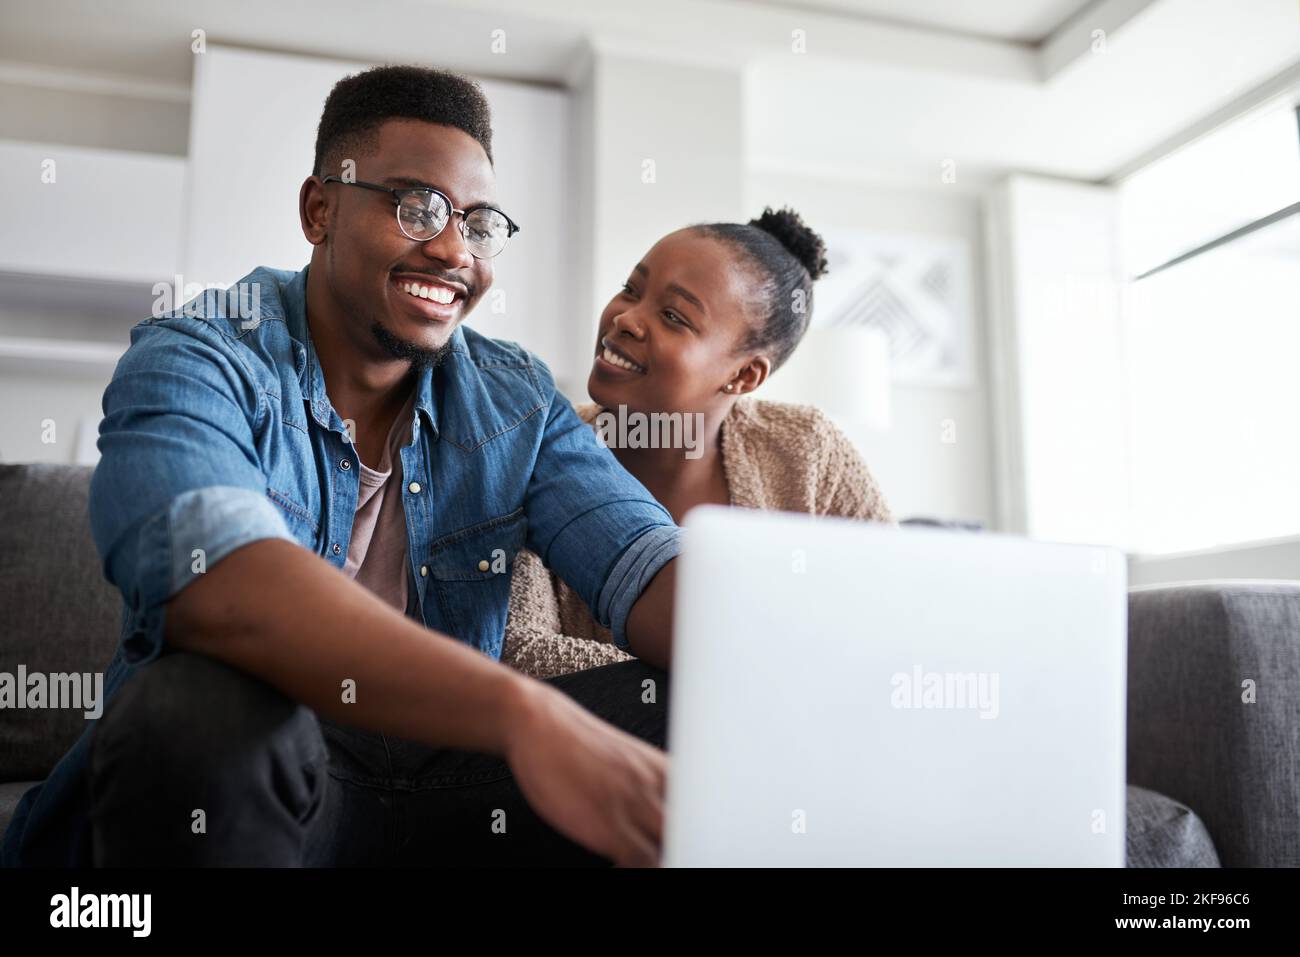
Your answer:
[425,508,527,655]
[266,486,321,551]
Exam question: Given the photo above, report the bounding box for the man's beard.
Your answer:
[370,321,454,370]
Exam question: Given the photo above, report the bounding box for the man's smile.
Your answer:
[390,271,467,322]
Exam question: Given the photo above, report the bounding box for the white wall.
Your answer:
[0,139,183,282]
[0,372,110,464]
[1128,535,1300,586]
[746,170,996,528]
[984,175,1130,548]
[0,137,178,466]
[0,293,140,464]
[0,79,189,156]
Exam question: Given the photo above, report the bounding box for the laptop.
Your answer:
[663,506,1127,867]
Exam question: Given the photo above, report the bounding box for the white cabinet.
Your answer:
[0,140,180,464]
[0,139,184,283]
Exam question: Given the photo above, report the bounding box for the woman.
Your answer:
[502,207,895,678]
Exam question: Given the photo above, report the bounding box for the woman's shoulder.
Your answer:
[725,397,893,521]
[721,398,839,509]
[727,396,839,447]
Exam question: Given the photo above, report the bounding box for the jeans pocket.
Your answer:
[318,716,391,789]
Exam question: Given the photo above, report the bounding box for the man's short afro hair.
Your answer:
[313,64,494,177]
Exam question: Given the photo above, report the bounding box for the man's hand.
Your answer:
[503,679,667,867]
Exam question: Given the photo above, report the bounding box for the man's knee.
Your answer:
[88,651,330,865]
[91,650,325,781]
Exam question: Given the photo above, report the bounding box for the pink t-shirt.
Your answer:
[343,389,417,614]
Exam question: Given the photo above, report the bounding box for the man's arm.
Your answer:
[165,538,666,866]
[519,358,682,665]
[166,537,530,751]
[625,558,676,670]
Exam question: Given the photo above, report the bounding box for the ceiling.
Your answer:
[0,0,1296,185]
[737,0,1093,44]
[748,0,1300,185]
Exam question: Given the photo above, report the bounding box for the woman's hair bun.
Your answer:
[749,206,828,280]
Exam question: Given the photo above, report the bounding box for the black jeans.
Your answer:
[87,651,669,866]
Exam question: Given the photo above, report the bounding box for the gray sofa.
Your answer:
[2,463,1297,865]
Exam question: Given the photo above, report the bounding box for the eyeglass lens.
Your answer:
[396,192,511,257]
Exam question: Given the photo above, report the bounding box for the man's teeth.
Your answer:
[602,347,644,372]
[401,281,456,305]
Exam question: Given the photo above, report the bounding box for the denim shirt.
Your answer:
[2,264,679,867]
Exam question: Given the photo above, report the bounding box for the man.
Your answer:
[2,65,678,868]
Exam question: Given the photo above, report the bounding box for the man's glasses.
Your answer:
[322,176,520,259]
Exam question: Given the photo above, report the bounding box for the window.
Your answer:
[1120,102,1300,555]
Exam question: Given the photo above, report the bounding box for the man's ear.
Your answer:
[731,356,772,396]
[299,176,330,246]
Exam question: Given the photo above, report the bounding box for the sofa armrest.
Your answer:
[1126,580,1300,866]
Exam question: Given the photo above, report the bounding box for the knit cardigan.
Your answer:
[501,397,897,679]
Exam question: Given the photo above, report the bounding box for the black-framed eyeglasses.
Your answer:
[322,176,521,259]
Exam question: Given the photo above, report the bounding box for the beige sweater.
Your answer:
[501,397,897,678]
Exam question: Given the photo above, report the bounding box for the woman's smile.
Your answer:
[596,339,648,375]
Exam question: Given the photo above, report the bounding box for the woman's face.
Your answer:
[588,229,768,416]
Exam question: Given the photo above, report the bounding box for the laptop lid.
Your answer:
[664,506,1126,867]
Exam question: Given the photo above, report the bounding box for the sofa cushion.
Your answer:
[1128,581,1300,867]
[1126,784,1219,867]
[0,464,122,783]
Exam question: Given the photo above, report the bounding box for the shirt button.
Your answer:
[339,459,351,471]
[408,481,421,494]
[477,559,490,572]
[332,543,342,556]
[420,565,429,577]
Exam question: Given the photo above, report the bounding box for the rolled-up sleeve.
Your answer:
[89,318,296,666]
[521,360,680,651]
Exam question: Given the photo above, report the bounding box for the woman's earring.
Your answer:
[723,383,735,393]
